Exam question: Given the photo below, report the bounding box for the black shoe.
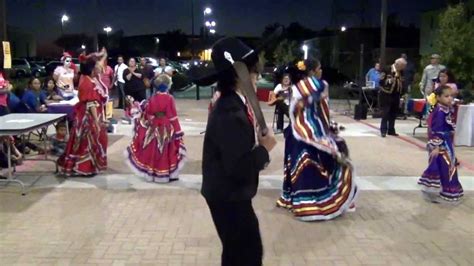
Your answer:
[388,133,399,137]
[381,133,387,138]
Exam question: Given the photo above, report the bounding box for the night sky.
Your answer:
[6,0,446,43]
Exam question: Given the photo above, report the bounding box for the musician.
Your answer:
[272,73,291,132]
[379,58,406,137]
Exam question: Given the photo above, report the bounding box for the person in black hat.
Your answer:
[201,37,277,266]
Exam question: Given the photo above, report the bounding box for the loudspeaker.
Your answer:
[354,104,368,120]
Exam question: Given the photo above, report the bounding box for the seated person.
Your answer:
[50,122,68,156]
[43,77,63,104]
[0,71,9,116]
[19,78,47,113]
[0,137,23,170]
[366,62,381,89]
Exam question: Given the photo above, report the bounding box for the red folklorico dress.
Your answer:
[126,92,186,183]
[58,76,108,176]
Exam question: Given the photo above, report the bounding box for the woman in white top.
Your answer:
[53,53,75,99]
[273,73,291,132]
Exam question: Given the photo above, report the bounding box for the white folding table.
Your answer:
[0,113,68,195]
[455,104,474,147]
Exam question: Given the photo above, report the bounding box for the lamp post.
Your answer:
[154,37,160,56]
[103,26,112,36]
[103,26,112,48]
[380,0,388,68]
[302,44,309,60]
[60,14,69,35]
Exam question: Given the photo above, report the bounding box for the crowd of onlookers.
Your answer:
[0,51,176,178]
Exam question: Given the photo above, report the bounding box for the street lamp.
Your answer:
[210,21,216,27]
[204,7,212,15]
[341,26,347,32]
[209,29,216,34]
[155,37,160,44]
[205,21,211,27]
[81,44,86,49]
[302,44,309,60]
[60,14,69,35]
[103,26,112,36]
[61,14,69,23]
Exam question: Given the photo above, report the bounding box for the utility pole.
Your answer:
[92,0,99,51]
[191,0,195,60]
[0,0,7,41]
[380,0,388,68]
[359,43,364,84]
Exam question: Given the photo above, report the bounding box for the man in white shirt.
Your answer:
[114,55,128,108]
[153,58,169,77]
[153,58,174,94]
[419,54,446,97]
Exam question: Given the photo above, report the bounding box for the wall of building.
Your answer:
[7,26,36,58]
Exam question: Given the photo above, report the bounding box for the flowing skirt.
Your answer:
[418,147,463,201]
[58,103,107,176]
[126,118,186,183]
[276,127,357,221]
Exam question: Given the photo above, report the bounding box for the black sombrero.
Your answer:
[187,26,283,86]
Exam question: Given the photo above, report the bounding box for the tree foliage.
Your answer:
[434,2,474,98]
[273,39,300,66]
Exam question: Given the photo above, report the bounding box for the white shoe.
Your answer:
[347,203,356,213]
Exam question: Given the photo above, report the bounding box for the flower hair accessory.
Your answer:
[61,52,72,62]
[297,61,306,71]
[427,92,437,106]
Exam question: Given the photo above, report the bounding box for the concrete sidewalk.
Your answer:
[0,99,473,266]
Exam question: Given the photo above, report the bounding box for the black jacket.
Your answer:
[201,91,269,202]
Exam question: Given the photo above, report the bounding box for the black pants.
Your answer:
[126,89,146,103]
[206,200,263,266]
[379,91,400,134]
[116,82,126,109]
[275,101,289,130]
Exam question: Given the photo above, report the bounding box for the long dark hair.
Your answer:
[80,57,97,76]
[288,59,321,84]
[28,77,41,89]
[437,69,456,84]
[216,61,258,96]
[43,77,56,90]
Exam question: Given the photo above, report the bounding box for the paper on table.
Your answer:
[47,97,79,106]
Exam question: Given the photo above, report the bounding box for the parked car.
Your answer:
[30,62,47,77]
[11,58,32,78]
[45,61,63,76]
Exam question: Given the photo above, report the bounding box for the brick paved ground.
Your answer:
[0,188,473,266]
[1,99,473,266]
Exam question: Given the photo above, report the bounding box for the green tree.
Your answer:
[434,2,474,101]
[273,39,300,66]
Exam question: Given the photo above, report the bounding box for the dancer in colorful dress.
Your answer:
[125,74,186,183]
[276,59,357,221]
[418,85,463,202]
[58,55,108,176]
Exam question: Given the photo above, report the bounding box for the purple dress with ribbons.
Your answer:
[418,104,463,201]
